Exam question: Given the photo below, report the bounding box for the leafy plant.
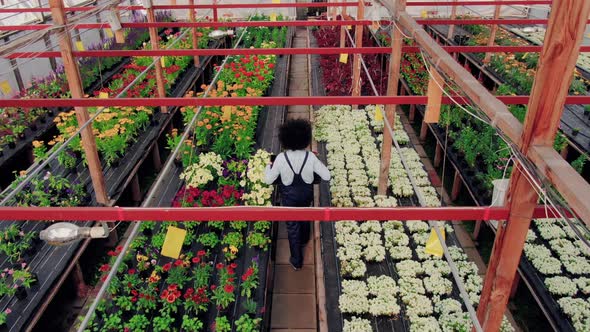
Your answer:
[247,232,270,250]
[253,221,271,232]
[153,314,175,332]
[103,313,122,331]
[572,155,587,174]
[181,315,203,331]
[235,314,262,332]
[240,262,259,298]
[215,316,231,332]
[198,233,219,248]
[126,314,149,332]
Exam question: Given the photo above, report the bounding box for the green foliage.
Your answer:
[181,315,203,331]
[235,314,262,332]
[215,316,232,332]
[572,155,587,174]
[198,233,219,248]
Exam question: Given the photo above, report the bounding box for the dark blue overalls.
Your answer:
[280,151,314,269]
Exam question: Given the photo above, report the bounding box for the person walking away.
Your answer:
[264,119,331,270]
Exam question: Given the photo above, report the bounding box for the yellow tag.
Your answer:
[221,106,232,121]
[270,13,277,21]
[346,25,352,30]
[425,227,445,258]
[421,10,428,18]
[99,92,109,99]
[0,81,12,95]
[161,226,187,259]
[160,57,166,68]
[105,28,114,38]
[339,53,348,64]
[272,0,280,3]
[375,105,383,121]
[75,41,85,51]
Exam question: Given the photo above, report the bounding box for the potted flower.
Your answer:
[0,309,10,329]
[181,315,203,331]
[235,314,262,332]
[213,316,231,332]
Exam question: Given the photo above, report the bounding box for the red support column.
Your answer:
[451,169,461,201]
[434,142,442,167]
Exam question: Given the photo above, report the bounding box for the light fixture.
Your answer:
[40,222,109,246]
[208,29,234,39]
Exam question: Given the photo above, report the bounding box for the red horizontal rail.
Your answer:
[0,19,372,31]
[407,0,552,5]
[2,18,584,31]
[0,2,363,13]
[1,96,589,108]
[7,46,590,59]
[0,206,567,222]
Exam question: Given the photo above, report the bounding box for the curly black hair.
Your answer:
[279,119,312,150]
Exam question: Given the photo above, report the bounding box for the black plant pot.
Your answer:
[111,160,120,168]
[150,118,159,126]
[30,123,38,131]
[8,142,16,149]
[142,228,153,237]
[174,158,182,167]
[15,285,27,301]
[38,114,47,124]
[30,273,39,286]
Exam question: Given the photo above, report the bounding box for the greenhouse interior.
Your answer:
[0,0,589,331]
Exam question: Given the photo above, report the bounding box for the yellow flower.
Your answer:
[136,254,148,262]
[230,245,238,254]
[19,170,27,177]
[32,140,43,148]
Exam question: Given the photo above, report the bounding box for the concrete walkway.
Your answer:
[270,27,317,332]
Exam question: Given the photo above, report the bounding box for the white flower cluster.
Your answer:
[545,276,578,296]
[558,297,590,329]
[367,275,400,316]
[343,316,372,332]
[397,260,424,278]
[423,259,452,277]
[409,316,442,332]
[374,195,398,207]
[242,149,274,206]
[577,278,590,295]
[339,279,370,314]
[424,275,453,296]
[179,151,223,188]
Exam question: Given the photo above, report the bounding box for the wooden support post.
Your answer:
[152,143,162,171]
[43,33,57,71]
[213,0,218,22]
[434,142,442,167]
[377,0,406,196]
[419,121,428,141]
[112,7,125,44]
[473,219,483,240]
[146,6,168,113]
[447,0,458,40]
[131,174,141,202]
[189,0,200,68]
[409,104,416,123]
[450,170,461,201]
[477,1,590,330]
[49,0,108,205]
[509,273,520,299]
[351,0,364,108]
[424,68,443,123]
[483,2,502,64]
[339,0,347,48]
[72,262,88,298]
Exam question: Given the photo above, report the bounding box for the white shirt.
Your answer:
[264,150,331,185]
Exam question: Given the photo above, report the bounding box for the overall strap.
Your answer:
[284,152,296,174]
[298,151,309,174]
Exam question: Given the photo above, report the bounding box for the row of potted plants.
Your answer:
[32,26,212,167]
[314,104,514,332]
[0,11,172,157]
[84,17,285,331]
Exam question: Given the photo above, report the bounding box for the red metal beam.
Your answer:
[3,18,588,32]
[1,96,589,108]
[6,46,590,59]
[0,2,363,13]
[407,0,552,5]
[0,206,567,222]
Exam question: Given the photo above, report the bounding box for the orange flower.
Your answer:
[206,124,212,130]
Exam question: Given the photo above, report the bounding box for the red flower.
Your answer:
[192,257,201,264]
[169,284,178,291]
[128,269,136,275]
[163,263,172,272]
[224,284,235,293]
[131,297,137,303]
[230,263,237,269]
[211,284,217,290]
[116,245,123,252]
[107,250,116,257]
[235,73,240,78]
[166,294,176,303]
[131,290,138,296]
[99,264,110,272]
[197,250,206,257]
[174,259,183,267]
[228,277,235,283]
[216,263,224,270]
[268,63,275,69]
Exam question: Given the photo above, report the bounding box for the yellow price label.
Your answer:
[339,53,348,64]
[75,41,85,51]
[346,25,352,30]
[221,106,232,121]
[424,228,445,258]
[420,10,428,18]
[105,28,114,38]
[0,81,12,95]
[272,0,280,3]
[375,105,383,121]
[160,57,166,68]
[161,226,187,259]
[270,13,277,21]
[98,92,109,99]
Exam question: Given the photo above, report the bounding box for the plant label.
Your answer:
[272,0,280,3]
[375,105,383,121]
[161,226,187,259]
[75,41,85,51]
[339,53,348,64]
[105,28,114,38]
[99,92,109,99]
[270,13,277,22]
[0,81,12,95]
[425,228,445,258]
[161,57,167,68]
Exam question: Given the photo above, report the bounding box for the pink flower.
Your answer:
[7,269,14,275]
[4,309,11,314]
